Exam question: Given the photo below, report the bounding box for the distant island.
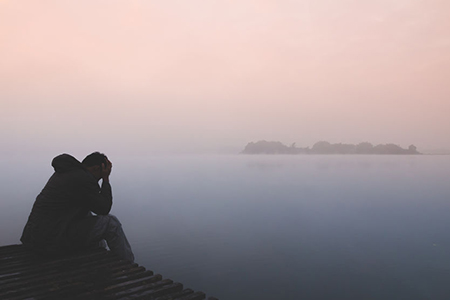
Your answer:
[241,141,421,155]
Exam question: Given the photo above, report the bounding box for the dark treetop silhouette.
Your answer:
[241,141,421,155]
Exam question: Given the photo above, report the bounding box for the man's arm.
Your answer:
[101,158,112,182]
[80,158,113,215]
[95,179,113,215]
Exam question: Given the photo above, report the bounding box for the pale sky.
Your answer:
[1,0,449,156]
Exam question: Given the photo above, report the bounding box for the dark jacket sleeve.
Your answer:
[77,173,113,215]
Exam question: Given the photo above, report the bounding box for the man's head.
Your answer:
[82,152,108,181]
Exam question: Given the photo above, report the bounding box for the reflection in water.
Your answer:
[246,160,286,170]
[244,155,421,173]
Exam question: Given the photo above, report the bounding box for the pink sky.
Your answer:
[1,0,449,155]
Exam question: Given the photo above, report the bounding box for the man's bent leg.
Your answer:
[88,215,134,262]
[69,214,134,262]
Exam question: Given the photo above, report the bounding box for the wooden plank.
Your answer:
[0,261,142,298]
[0,261,137,294]
[104,274,163,294]
[115,282,184,300]
[0,253,117,284]
[0,249,109,275]
[0,245,26,255]
[0,261,118,287]
[155,288,195,300]
[0,244,217,300]
[177,291,207,300]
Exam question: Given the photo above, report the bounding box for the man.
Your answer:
[21,152,134,262]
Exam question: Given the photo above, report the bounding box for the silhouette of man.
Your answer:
[21,152,134,262]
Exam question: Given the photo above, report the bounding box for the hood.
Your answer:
[51,154,83,173]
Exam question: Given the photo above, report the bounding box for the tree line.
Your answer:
[241,140,421,155]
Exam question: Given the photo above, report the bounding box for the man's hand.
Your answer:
[102,158,112,182]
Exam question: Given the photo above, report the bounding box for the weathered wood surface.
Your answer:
[0,244,216,300]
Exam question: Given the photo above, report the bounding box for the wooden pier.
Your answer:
[0,244,217,300]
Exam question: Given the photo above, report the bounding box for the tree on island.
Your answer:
[355,142,373,154]
[241,140,310,154]
[408,145,417,153]
[241,140,421,155]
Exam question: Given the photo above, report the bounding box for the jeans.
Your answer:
[69,214,135,262]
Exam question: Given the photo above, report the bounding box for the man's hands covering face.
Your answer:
[102,158,112,181]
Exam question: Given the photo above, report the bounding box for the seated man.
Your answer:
[21,152,134,262]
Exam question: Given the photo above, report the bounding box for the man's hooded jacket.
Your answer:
[21,154,112,255]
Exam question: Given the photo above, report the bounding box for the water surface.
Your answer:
[1,155,450,299]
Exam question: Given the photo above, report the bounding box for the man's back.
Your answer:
[21,154,112,254]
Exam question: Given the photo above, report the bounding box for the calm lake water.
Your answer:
[1,154,450,299]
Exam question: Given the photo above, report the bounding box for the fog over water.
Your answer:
[2,154,450,299]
